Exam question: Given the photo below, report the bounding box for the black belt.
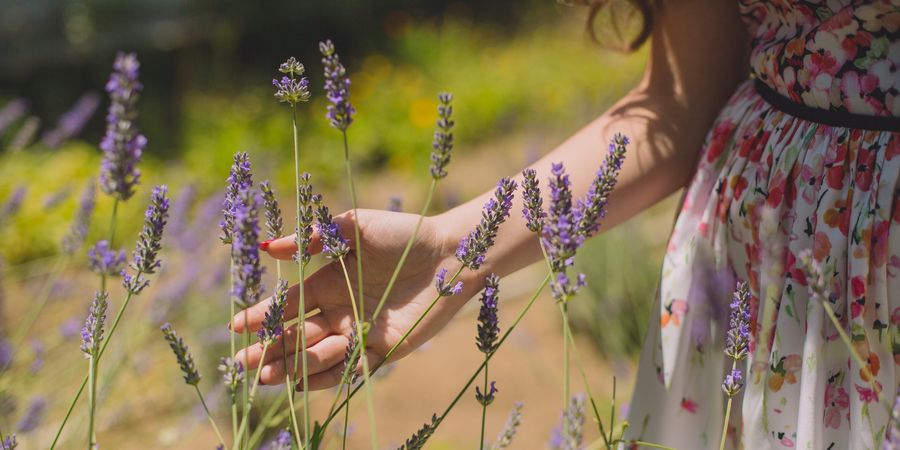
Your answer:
[753,78,900,132]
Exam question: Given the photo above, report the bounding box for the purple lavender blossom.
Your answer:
[549,394,585,450]
[41,92,100,148]
[273,76,311,106]
[258,279,288,343]
[477,274,500,354]
[166,183,196,241]
[399,414,440,450]
[295,173,316,265]
[456,178,517,270]
[343,325,360,385]
[429,92,455,179]
[8,117,40,152]
[0,99,27,135]
[28,340,44,374]
[314,198,349,259]
[220,152,254,245]
[574,133,628,238]
[491,402,523,450]
[543,163,583,273]
[319,40,356,131]
[87,240,127,276]
[62,180,97,254]
[885,387,900,449]
[80,291,109,358]
[521,168,544,233]
[725,281,751,361]
[99,52,145,201]
[1,434,16,449]
[0,187,26,226]
[42,186,72,210]
[434,268,463,297]
[15,396,45,432]
[218,357,244,395]
[60,317,81,339]
[123,186,170,295]
[549,272,587,302]
[260,181,283,240]
[161,323,201,385]
[265,429,293,450]
[231,189,265,308]
[475,381,498,407]
[722,367,743,397]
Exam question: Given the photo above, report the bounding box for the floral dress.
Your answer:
[624,1,899,449]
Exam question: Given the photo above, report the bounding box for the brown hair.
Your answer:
[563,0,657,52]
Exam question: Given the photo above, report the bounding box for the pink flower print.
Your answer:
[855,382,883,403]
[783,354,802,384]
[841,72,883,116]
[891,307,900,327]
[779,436,795,448]
[824,383,849,429]
[680,397,698,414]
[798,154,824,205]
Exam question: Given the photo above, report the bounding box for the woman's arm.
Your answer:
[439,0,750,283]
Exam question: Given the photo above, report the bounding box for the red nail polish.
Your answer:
[259,240,272,251]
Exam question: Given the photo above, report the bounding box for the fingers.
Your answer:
[234,315,331,368]
[256,334,350,385]
[263,211,357,261]
[299,348,380,391]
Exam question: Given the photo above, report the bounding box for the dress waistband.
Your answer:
[753,79,900,132]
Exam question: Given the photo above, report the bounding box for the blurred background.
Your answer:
[0,0,678,448]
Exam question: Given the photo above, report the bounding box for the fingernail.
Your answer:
[259,239,272,251]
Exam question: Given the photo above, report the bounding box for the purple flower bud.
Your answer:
[62,180,96,254]
[314,198,349,259]
[1,433,16,449]
[521,168,544,233]
[319,40,356,131]
[87,240,127,276]
[260,181,283,240]
[258,279,288,343]
[41,92,100,148]
[430,92,455,179]
[475,380,498,406]
[343,325,360,385]
[290,173,316,266]
[231,189,265,308]
[477,275,501,354]
[724,281,751,361]
[28,340,44,374]
[574,133,628,238]
[399,414,441,450]
[542,163,583,274]
[80,291,109,358]
[273,76,311,106]
[456,178,517,270]
[129,185,169,276]
[161,323,201,385]
[492,402,523,449]
[264,429,293,450]
[434,268,464,297]
[218,357,244,395]
[722,367,744,397]
[279,57,304,77]
[549,394,585,450]
[220,152,254,245]
[15,396,46,432]
[0,187,26,226]
[99,52,145,201]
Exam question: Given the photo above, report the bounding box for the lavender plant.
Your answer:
[475,275,501,449]
[491,403,523,450]
[718,281,749,450]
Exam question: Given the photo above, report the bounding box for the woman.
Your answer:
[232,1,900,448]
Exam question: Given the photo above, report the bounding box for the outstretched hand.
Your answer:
[229,209,477,390]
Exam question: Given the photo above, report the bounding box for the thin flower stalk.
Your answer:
[274,52,314,445]
[233,341,271,450]
[718,282,750,450]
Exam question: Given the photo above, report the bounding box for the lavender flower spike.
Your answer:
[220,152,254,244]
[99,52,145,201]
[1,434,16,450]
[218,357,244,395]
[434,268,463,297]
[543,163,582,273]
[429,92,455,179]
[550,394,585,450]
[265,429,293,450]
[87,240,127,276]
[399,414,441,450]
[161,323,201,385]
[521,168,544,233]
[258,279,288,343]
[260,181,283,240]
[80,291,109,358]
[575,133,628,238]
[273,56,311,106]
[16,396,46,432]
[295,173,316,265]
[456,177,517,270]
[477,274,501,354]
[722,367,744,397]
[475,381,499,407]
[314,197,349,259]
[0,187,26,226]
[231,189,265,308]
[725,281,751,361]
[319,39,356,131]
[491,403,523,450]
[343,325,360,385]
[61,180,96,254]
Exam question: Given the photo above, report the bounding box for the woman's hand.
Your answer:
[229,208,479,390]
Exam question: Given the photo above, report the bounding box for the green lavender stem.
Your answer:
[337,257,378,450]
[276,260,302,447]
[100,199,120,292]
[341,380,351,450]
[194,385,227,447]
[233,342,270,450]
[87,354,97,449]
[229,260,238,445]
[291,105,311,446]
[242,310,250,449]
[341,130,364,323]
[479,361,489,450]
[50,270,145,449]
